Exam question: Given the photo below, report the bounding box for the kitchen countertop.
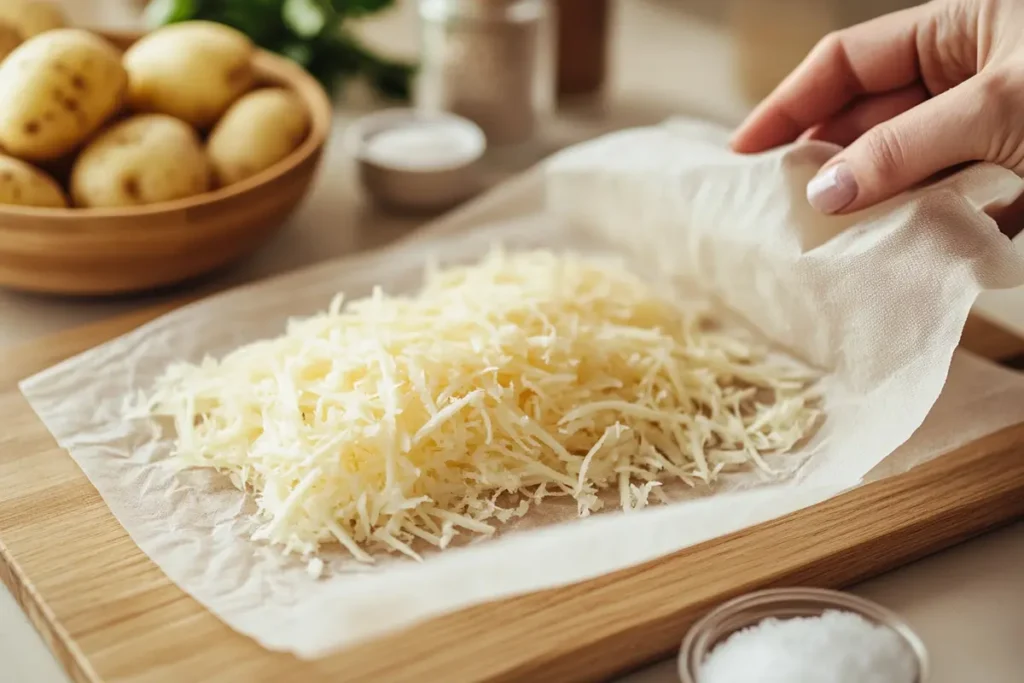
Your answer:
[2,2,1022,682]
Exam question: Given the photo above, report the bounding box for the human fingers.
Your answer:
[805,74,1013,215]
[803,85,930,148]
[730,3,936,154]
[990,192,1024,240]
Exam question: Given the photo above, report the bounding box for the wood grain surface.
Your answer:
[1,311,1022,683]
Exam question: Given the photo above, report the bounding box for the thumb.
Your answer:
[805,75,1009,215]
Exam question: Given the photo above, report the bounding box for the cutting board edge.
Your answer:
[0,533,98,683]
[5,421,1024,683]
[1,308,1023,683]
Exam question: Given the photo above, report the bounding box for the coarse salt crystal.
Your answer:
[361,121,483,171]
[699,609,917,683]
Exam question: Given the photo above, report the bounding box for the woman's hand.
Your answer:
[730,0,1024,226]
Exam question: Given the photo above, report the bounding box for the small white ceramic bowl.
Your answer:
[345,108,486,214]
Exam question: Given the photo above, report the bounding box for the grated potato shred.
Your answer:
[131,249,821,565]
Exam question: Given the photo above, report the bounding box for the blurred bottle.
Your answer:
[417,0,555,147]
[555,0,611,98]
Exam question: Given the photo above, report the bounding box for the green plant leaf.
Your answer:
[313,32,362,72]
[146,0,415,101]
[283,0,328,38]
[209,2,290,46]
[144,0,198,27]
[332,0,396,18]
[279,40,316,66]
[366,62,414,100]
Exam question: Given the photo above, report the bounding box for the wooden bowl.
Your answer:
[0,30,332,296]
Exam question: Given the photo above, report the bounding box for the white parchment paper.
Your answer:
[19,119,1024,658]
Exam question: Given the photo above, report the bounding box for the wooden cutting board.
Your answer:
[1,310,1023,683]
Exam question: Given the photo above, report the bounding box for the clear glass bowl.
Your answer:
[678,587,929,683]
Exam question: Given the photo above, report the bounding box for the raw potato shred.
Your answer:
[133,250,820,567]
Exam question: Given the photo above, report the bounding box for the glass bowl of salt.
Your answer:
[345,108,486,215]
[678,587,929,683]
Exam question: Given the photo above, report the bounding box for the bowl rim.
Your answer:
[0,29,333,224]
[344,107,488,173]
[677,587,930,683]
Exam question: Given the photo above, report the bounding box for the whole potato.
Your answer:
[0,1,66,39]
[0,23,21,63]
[207,88,310,186]
[71,114,210,208]
[0,153,67,207]
[0,29,127,161]
[124,21,255,129]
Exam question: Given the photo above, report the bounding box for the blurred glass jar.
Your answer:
[416,0,555,147]
[728,0,836,105]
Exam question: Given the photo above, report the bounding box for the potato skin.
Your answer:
[0,29,126,161]
[0,153,67,207]
[0,1,66,39]
[123,21,255,129]
[70,114,211,208]
[207,88,310,186]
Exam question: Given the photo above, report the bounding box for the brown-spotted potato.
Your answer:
[70,114,210,208]
[0,1,66,39]
[207,88,310,186]
[123,21,255,129]
[0,29,126,161]
[0,153,67,207]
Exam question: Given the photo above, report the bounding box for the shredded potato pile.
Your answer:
[134,249,820,565]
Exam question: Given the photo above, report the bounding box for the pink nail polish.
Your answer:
[806,163,857,214]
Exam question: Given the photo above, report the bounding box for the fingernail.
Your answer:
[806,162,857,214]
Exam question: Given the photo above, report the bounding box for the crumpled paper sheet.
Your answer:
[19,119,1024,658]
